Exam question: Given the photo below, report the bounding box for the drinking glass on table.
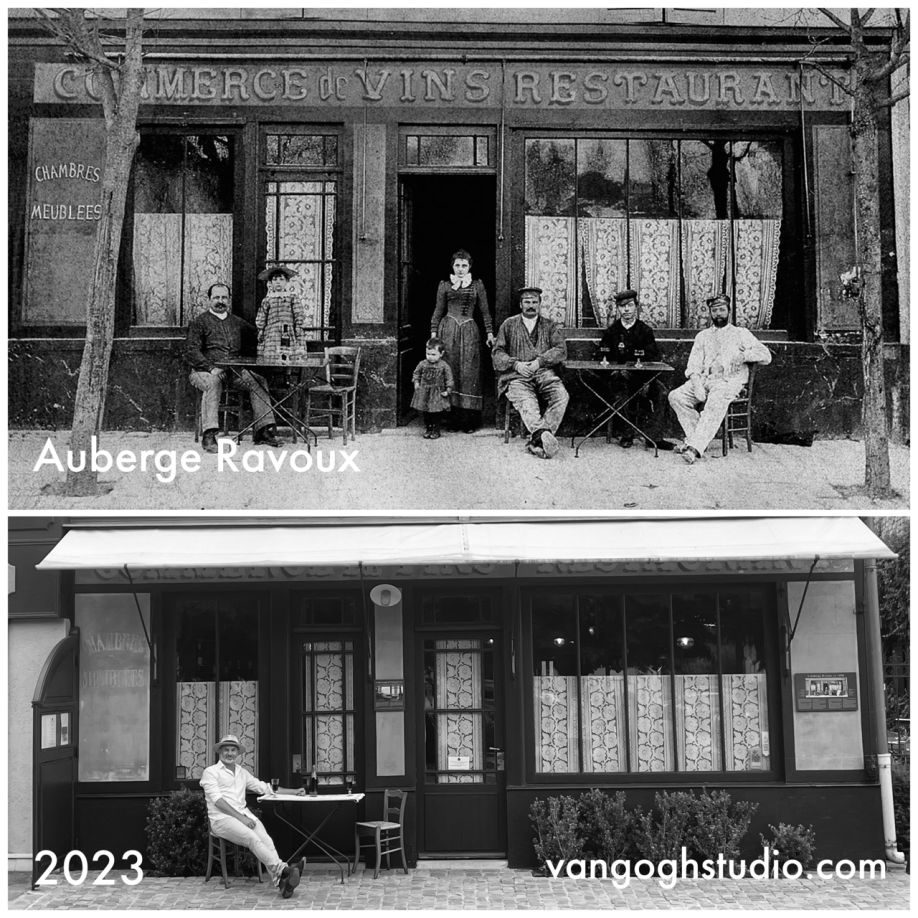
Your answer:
[345,778,354,796]
[634,349,644,368]
[270,777,280,795]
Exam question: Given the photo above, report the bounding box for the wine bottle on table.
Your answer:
[309,763,318,796]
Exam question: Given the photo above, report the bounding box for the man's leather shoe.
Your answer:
[647,438,675,451]
[254,426,283,447]
[619,434,634,449]
[540,431,559,458]
[201,429,219,454]
[281,864,300,898]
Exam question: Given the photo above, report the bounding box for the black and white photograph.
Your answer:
[4,4,912,914]
[6,514,910,908]
[5,5,910,509]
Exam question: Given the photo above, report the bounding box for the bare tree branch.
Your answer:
[818,7,852,35]
[35,8,119,71]
[859,9,876,27]
[803,60,856,98]
[876,87,911,108]
[872,50,911,81]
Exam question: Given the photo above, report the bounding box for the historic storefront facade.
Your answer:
[8,517,900,870]
[7,9,909,438]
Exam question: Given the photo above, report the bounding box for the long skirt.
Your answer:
[437,315,482,411]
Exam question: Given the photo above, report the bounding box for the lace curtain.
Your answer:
[265,181,336,338]
[533,673,769,774]
[525,215,780,329]
[176,680,258,779]
[133,214,233,325]
[304,642,354,781]
[435,639,484,784]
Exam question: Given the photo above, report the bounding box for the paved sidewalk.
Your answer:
[7,428,910,510]
[6,863,910,910]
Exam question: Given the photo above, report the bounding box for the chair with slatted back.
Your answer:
[353,789,408,879]
[719,363,758,456]
[305,347,361,446]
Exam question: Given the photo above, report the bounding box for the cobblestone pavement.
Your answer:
[8,428,910,510]
[6,863,910,910]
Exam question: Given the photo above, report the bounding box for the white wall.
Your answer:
[8,619,70,871]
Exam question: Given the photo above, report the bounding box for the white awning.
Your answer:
[36,517,894,570]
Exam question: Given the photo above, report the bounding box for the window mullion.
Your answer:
[716,594,727,772]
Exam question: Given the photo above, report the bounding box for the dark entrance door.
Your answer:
[31,631,79,888]
[416,631,506,856]
[397,175,497,423]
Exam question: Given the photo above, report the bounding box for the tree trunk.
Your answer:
[64,121,139,494]
[851,62,892,498]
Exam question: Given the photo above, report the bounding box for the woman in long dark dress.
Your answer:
[429,249,494,432]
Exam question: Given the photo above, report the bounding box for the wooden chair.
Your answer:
[353,789,408,879]
[500,394,522,444]
[194,388,245,442]
[305,347,361,446]
[204,829,265,888]
[719,364,758,456]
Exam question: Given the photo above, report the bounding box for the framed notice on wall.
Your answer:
[794,672,858,712]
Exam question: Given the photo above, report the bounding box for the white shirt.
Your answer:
[521,315,538,334]
[200,760,268,822]
[208,308,229,321]
[686,323,772,386]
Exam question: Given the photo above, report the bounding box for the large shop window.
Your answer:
[174,596,259,780]
[127,133,236,327]
[262,131,340,341]
[524,137,784,330]
[530,587,771,776]
[76,593,151,782]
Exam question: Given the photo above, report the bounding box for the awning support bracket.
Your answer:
[123,565,157,683]
[782,556,819,672]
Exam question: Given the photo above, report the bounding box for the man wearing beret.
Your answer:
[186,282,284,453]
[599,289,675,450]
[492,286,569,458]
[668,294,772,464]
[200,734,306,897]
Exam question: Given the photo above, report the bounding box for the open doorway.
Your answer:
[397,175,496,424]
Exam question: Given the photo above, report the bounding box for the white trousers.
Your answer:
[210,813,284,880]
[668,377,743,456]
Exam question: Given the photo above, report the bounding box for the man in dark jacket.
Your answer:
[598,289,674,450]
[186,283,283,453]
[492,287,569,459]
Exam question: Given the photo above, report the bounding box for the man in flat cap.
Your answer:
[492,286,569,458]
[599,289,675,450]
[200,734,306,898]
[186,282,284,453]
[668,294,772,464]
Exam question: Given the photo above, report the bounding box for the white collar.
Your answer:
[521,314,538,333]
[450,274,473,290]
[209,308,229,321]
[620,317,637,330]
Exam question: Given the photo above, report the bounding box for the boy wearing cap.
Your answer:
[599,289,674,450]
[200,734,306,897]
[492,286,569,458]
[668,294,772,464]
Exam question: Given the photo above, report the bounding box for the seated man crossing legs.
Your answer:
[492,286,569,458]
[200,734,305,898]
[668,294,772,464]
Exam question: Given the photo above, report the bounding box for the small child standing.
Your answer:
[255,265,309,363]
[411,338,454,439]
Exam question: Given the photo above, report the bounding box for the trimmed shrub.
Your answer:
[578,789,640,863]
[760,823,816,870]
[688,790,758,862]
[891,757,909,855]
[634,791,697,862]
[530,795,584,870]
[145,788,210,877]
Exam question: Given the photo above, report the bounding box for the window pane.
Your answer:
[577,139,627,218]
[680,140,728,219]
[475,136,489,166]
[419,135,475,166]
[625,594,674,772]
[733,141,783,219]
[532,594,579,773]
[673,592,722,771]
[719,591,770,771]
[76,594,151,782]
[132,134,234,327]
[266,134,326,166]
[406,135,419,165]
[629,140,677,218]
[525,138,576,216]
[579,594,627,773]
